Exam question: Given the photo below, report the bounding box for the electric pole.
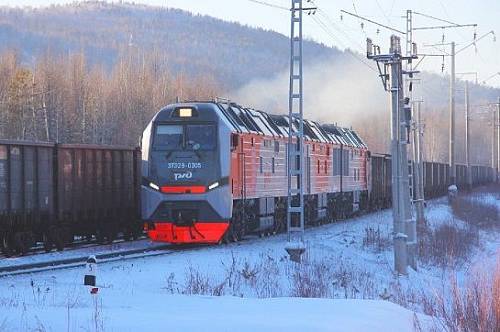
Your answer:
[286,0,316,263]
[367,36,417,275]
[465,81,471,189]
[493,100,499,181]
[405,9,425,235]
[497,97,500,182]
[449,41,456,185]
[412,100,425,222]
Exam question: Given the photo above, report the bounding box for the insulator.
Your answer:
[340,14,343,21]
[376,28,380,34]
[442,33,445,43]
[360,22,364,30]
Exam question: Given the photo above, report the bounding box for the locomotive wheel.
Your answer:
[232,217,246,242]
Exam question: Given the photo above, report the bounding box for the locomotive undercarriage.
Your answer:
[225,191,368,242]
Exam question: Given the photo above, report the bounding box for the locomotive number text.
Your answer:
[167,162,202,169]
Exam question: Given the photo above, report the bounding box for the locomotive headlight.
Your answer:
[208,181,219,190]
[149,182,160,191]
[179,108,193,117]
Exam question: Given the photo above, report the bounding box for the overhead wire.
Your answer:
[310,14,377,72]
[246,0,289,11]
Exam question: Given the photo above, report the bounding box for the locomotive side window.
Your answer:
[154,125,183,150]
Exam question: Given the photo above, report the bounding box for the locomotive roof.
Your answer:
[215,102,366,149]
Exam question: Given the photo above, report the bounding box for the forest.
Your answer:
[0,49,219,146]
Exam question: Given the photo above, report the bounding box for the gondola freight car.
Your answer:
[0,141,141,255]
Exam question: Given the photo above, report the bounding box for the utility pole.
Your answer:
[367,36,417,275]
[493,101,499,181]
[457,72,477,188]
[449,41,456,185]
[497,97,500,182]
[285,0,316,263]
[406,9,425,236]
[465,81,472,189]
[412,100,425,223]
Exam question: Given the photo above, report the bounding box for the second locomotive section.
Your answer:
[141,102,368,244]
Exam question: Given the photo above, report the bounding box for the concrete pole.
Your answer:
[497,97,500,182]
[417,103,425,206]
[493,105,497,181]
[465,81,472,190]
[389,36,408,275]
[413,101,425,225]
[401,100,415,271]
[449,42,456,185]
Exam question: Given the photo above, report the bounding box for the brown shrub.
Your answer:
[362,226,392,252]
[434,254,500,332]
[418,222,479,267]
[451,195,499,230]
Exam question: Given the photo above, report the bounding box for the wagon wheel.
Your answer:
[13,232,27,255]
[1,233,14,257]
[96,228,106,244]
[42,232,53,253]
[20,232,34,255]
[54,228,66,252]
[105,224,117,244]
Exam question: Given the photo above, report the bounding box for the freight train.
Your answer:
[0,101,494,255]
[0,141,142,255]
[141,101,494,244]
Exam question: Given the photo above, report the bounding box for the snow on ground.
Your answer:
[0,189,498,331]
[0,294,429,332]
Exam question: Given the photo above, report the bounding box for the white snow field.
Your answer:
[0,190,498,331]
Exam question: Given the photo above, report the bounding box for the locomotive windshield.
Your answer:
[155,125,183,150]
[154,124,216,151]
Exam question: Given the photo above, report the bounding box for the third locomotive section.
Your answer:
[0,140,141,256]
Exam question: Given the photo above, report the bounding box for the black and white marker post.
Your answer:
[84,255,99,294]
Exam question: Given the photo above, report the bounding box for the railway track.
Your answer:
[0,235,148,259]
[0,242,198,278]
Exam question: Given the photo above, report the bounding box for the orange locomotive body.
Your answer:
[141,102,368,244]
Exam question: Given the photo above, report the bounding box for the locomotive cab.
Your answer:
[141,103,233,243]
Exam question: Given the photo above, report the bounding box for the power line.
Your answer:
[374,0,393,26]
[247,0,288,11]
[340,9,406,35]
[311,11,377,71]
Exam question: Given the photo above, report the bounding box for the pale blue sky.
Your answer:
[1,0,499,87]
